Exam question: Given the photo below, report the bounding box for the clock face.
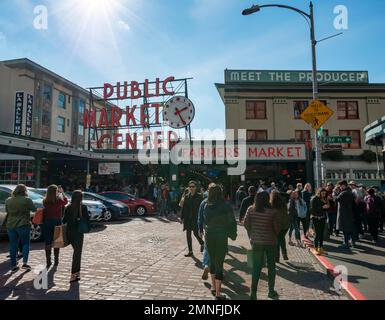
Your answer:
[163,96,195,129]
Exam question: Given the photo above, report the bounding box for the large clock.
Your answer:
[163,96,195,129]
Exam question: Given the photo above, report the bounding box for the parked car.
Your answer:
[33,188,111,222]
[0,185,44,241]
[99,191,156,216]
[81,192,129,220]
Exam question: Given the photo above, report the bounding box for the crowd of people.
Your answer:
[4,184,89,283]
[179,179,384,300]
[3,178,384,300]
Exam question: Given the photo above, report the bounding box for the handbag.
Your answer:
[78,205,91,234]
[52,224,69,248]
[32,208,44,225]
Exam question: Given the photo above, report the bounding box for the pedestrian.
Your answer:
[335,180,355,249]
[244,191,280,300]
[235,186,247,208]
[239,186,256,223]
[296,183,303,199]
[301,183,312,238]
[364,188,381,244]
[326,183,338,236]
[353,195,365,241]
[202,183,237,300]
[287,190,302,247]
[271,191,289,262]
[197,192,209,281]
[181,181,204,257]
[63,190,89,282]
[310,188,329,255]
[373,186,384,232]
[43,184,68,268]
[5,184,36,271]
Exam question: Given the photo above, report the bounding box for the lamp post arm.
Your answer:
[258,4,311,19]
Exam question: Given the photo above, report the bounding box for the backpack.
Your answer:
[366,196,380,217]
[297,199,308,219]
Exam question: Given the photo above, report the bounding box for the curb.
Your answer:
[301,235,367,300]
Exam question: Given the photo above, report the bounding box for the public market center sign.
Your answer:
[225,70,369,84]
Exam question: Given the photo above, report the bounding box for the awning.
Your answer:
[0,153,35,160]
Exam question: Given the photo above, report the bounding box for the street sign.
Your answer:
[321,136,352,144]
[322,144,343,151]
[300,100,334,130]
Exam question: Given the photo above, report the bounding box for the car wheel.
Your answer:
[136,206,147,216]
[30,224,43,242]
[104,211,112,221]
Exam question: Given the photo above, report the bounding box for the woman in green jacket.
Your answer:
[5,184,36,271]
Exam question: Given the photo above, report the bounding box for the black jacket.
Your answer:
[203,201,237,241]
[310,196,327,219]
[181,193,203,231]
[239,195,254,222]
[63,204,89,240]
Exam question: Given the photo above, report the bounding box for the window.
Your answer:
[339,130,361,149]
[0,190,9,204]
[246,130,268,141]
[246,101,266,119]
[58,92,66,109]
[337,101,359,119]
[42,110,51,126]
[293,101,309,119]
[104,193,129,201]
[89,128,96,140]
[57,117,65,133]
[43,84,52,102]
[295,130,311,141]
[79,100,85,114]
[78,123,84,136]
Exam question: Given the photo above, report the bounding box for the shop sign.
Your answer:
[225,70,369,84]
[25,94,33,136]
[14,92,24,135]
[98,163,120,175]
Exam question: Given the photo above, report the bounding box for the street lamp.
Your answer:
[242,1,323,188]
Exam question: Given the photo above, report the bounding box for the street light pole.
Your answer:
[242,1,323,188]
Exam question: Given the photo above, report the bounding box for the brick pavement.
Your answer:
[0,216,347,300]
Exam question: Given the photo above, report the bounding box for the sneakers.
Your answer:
[11,265,19,272]
[268,290,279,299]
[215,294,227,300]
[315,248,320,255]
[319,248,326,255]
[202,267,209,280]
[21,264,31,271]
[184,252,193,257]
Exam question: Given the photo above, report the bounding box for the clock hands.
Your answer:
[174,107,187,125]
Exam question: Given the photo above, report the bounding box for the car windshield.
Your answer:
[27,190,44,201]
[86,193,110,201]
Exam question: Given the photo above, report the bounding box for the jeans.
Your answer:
[186,228,204,253]
[327,212,337,235]
[43,218,62,246]
[206,234,227,280]
[251,244,276,294]
[7,226,31,267]
[343,232,354,246]
[289,216,300,241]
[368,216,379,241]
[313,218,326,248]
[297,217,308,235]
[276,228,288,261]
[202,243,210,267]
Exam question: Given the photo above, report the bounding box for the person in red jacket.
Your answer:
[43,185,68,268]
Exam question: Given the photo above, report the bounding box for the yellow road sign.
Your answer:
[300,100,334,130]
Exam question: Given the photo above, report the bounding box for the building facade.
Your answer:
[216,70,385,186]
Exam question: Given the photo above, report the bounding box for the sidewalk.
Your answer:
[312,231,385,300]
[0,217,347,300]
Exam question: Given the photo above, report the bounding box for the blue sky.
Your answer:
[1,0,385,132]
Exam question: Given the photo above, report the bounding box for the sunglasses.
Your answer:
[189,185,196,188]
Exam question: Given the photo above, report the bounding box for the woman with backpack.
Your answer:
[364,188,381,244]
[43,185,68,268]
[63,190,90,282]
[203,183,237,300]
[310,188,329,255]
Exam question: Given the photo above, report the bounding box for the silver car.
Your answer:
[34,188,111,222]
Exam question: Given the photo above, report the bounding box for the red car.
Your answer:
[99,192,156,216]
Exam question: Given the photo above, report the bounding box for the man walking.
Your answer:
[181,180,204,257]
[239,186,256,223]
[336,180,355,249]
